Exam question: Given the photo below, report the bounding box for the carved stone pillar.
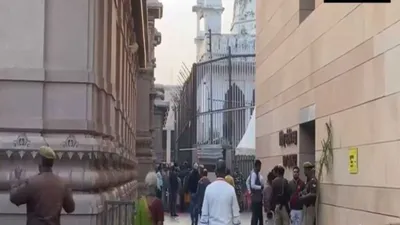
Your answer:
[153,86,169,163]
[136,68,155,194]
[134,0,163,195]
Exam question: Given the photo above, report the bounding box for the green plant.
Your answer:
[316,120,333,223]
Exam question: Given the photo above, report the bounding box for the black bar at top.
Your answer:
[324,0,390,3]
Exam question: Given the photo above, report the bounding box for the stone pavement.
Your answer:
[164,212,252,225]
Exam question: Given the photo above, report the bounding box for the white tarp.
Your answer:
[235,108,255,155]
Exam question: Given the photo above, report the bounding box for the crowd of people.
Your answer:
[247,160,317,225]
[150,161,247,225]
[6,144,317,225]
[136,159,318,225]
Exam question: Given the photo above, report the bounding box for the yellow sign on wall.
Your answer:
[348,147,358,174]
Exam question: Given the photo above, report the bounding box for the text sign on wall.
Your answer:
[348,147,358,174]
[279,128,298,147]
[282,154,298,168]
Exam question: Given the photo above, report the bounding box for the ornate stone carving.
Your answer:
[67,151,74,159]
[31,151,38,158]
[0,133,137,193]
[18,150,25,158]
[138,68,155,82]
[62,135,79,148]
[6,150,12,158]
[154,30,161,46]
[56,151,64,159]
[13,133,30,148]
[78,152,84,160]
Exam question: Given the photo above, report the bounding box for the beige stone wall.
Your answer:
[256,1,400,224]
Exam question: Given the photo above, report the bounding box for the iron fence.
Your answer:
[101,200,135,225]
[175,48,255,167]
[234,154,255,178]
[195,51,255,147]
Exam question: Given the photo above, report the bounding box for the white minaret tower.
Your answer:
[192,0,224,61]
[231,0,256,35]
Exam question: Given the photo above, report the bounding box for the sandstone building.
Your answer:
[256,1,400,224]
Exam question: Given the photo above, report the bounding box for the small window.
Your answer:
[199,17,205,33]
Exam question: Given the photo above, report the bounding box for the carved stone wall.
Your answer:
[153,85,169,163]
[136,69,156,194]
[136,0,163,195]
[0,0,142,224]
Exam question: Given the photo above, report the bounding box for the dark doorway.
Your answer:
[300,120,315,152]
[299,120,316,178]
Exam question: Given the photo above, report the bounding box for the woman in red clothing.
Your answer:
[135,171,164,225]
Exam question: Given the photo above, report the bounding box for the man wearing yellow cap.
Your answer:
[10,146,75,225]
[225,168,235,187]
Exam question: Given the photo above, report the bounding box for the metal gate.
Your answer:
[234,154,255,177]
[174,46,256,170]
[195,51,254,147]
[101,200,135,225]
[194,48,255,168]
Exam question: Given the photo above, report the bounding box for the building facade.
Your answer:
[162,85,179,163]
[256,1,400,224]
[152,84,169,163]
[135,0,163,194]
[0,0,161,224]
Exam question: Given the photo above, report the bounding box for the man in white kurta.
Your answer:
[199,160,241,225]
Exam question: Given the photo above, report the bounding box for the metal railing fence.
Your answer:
[101,200,135,225]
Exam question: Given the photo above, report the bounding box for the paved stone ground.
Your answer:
[165,212,252,225]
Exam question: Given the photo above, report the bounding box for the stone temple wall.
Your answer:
[0,0,146,224]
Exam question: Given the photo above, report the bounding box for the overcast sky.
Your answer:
[154,0,234,85]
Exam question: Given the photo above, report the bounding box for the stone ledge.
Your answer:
[136,130,152,137]
[136,136,152,147]
[0,68,45,81]
[138,68,154,82]
[0,180,137,214]
[0,166,137,192]
[136,147,154,157]
[0,68,98,84]
[0,133,137,191]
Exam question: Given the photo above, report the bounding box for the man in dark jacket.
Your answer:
[169,166,179,217]
[288,166,305,225]
[179,162,190,212]
[271,166,290,225]
[196,169,210,217]
[187,163,200,225]
[10,146,75,225]
[263,172,276,225]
